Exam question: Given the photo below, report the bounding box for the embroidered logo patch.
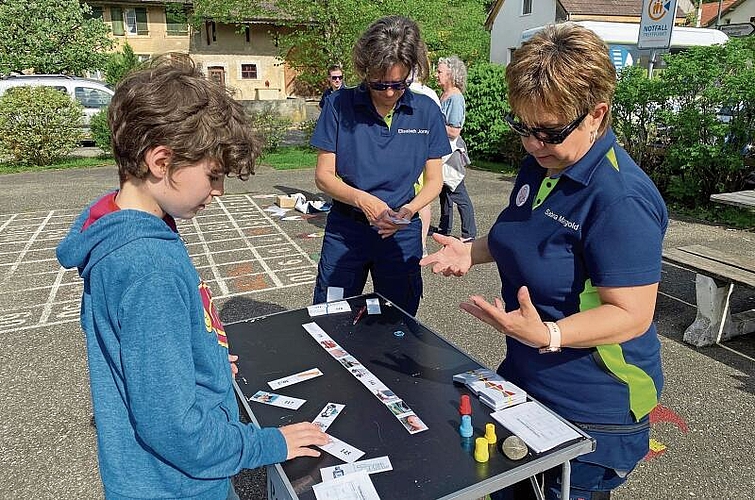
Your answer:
[516,184,530,207]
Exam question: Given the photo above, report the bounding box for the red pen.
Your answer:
[353,306,367,325]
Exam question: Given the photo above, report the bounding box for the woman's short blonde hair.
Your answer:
[506,23,616,137]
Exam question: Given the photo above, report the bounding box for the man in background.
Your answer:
[318,64,344,109]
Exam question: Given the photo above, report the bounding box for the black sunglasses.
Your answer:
[504,112,588,145]
[330,75,343,80]
[366,79,413,91]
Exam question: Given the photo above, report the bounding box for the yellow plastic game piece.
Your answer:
[474,437,490,463]
[485,422,497,444]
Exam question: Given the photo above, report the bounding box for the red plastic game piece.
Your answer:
[459,394,472,415]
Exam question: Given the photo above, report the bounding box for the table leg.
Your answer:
[530,476,546,500]
[561,460,572,499]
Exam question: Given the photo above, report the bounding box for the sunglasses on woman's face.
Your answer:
[366,79,413,91]
[504,112,588,145]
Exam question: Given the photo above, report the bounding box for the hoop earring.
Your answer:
[589,130,597,143]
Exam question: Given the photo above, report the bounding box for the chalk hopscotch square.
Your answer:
[0,195,316,334]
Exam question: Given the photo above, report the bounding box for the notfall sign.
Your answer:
[638,0,678,49]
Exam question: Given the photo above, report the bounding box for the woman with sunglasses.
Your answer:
[310,15,449,315]
[422,23,667,500]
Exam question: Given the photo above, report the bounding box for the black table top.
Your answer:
[228,293,592,500]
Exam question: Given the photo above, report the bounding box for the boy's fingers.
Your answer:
[294,447,322,458]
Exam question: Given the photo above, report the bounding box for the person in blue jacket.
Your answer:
[422,23,667,500]
[311,15,449,315]
[56,56,327,500]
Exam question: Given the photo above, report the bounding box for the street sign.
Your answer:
[638,0,679,49]
[719,23,755,37]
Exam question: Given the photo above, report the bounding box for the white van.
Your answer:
[0,74,114,140]
[520,21,729,70]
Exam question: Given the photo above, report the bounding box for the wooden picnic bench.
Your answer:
[663,245,755,346]
[709,189,755,209]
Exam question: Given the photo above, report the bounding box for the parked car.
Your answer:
[0,74,113,143]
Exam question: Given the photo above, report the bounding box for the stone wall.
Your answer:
[240,98,321,125]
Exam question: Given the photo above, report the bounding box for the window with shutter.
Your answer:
[136,8,148,35]
[124,8,137,35]
[111,7,124,36]
[166,5,188,36]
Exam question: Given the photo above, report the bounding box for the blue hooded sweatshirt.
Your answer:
[57,193,287,500]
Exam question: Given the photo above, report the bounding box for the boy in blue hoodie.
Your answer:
[56,56,328,500]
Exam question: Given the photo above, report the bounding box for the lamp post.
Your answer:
[715,0,724,28]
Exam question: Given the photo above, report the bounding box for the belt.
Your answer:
[331,201,370,224]
[331,200,419,225]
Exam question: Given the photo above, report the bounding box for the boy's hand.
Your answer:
[228,354,238,375]
[279,422,329,459]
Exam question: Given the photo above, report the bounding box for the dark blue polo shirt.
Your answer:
[319,86,341,109]
[488,128,668,425]
[311,84,450,210]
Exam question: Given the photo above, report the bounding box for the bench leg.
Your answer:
[683,274,734,347]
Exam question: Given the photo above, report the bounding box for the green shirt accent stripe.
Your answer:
[606,147,619,171]
[384,109,394,129]
[532,176,560,210]
[580,278,658,420]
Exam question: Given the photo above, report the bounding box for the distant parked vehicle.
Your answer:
[0,74,114,143]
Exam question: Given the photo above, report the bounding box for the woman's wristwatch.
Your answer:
[538,321,562,354]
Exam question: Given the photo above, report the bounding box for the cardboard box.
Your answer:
[276,195,296,208]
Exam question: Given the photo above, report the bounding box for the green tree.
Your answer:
[192,0,489,89]
[463,62,523,163]
[105,43,141,85]
[626,37,755,206]
[612,65,670,188]
[0,0,113,75]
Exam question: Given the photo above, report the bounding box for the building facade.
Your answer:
[699,0,755,33]
[87,0,293,100]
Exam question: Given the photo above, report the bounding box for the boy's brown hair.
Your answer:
[109,55,261,184]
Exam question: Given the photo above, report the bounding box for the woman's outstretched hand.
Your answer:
[459,287,549,348]
[420,233,473,276]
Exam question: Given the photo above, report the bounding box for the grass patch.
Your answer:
[0,155,114,175]
[259,146,317,170]
[669,203,755,231]
[470,159,518,176]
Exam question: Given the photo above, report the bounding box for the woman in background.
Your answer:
[436,55,477,242]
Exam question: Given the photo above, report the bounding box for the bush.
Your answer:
[0,86,83,165]
[89,107,111,153]
[105,42,141,86]
[657,39,755,205]
[611,37,755,208]
[298,118,318,149]
[249,104,292,153]
[612,64,670,187]
[464,62,524,164]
